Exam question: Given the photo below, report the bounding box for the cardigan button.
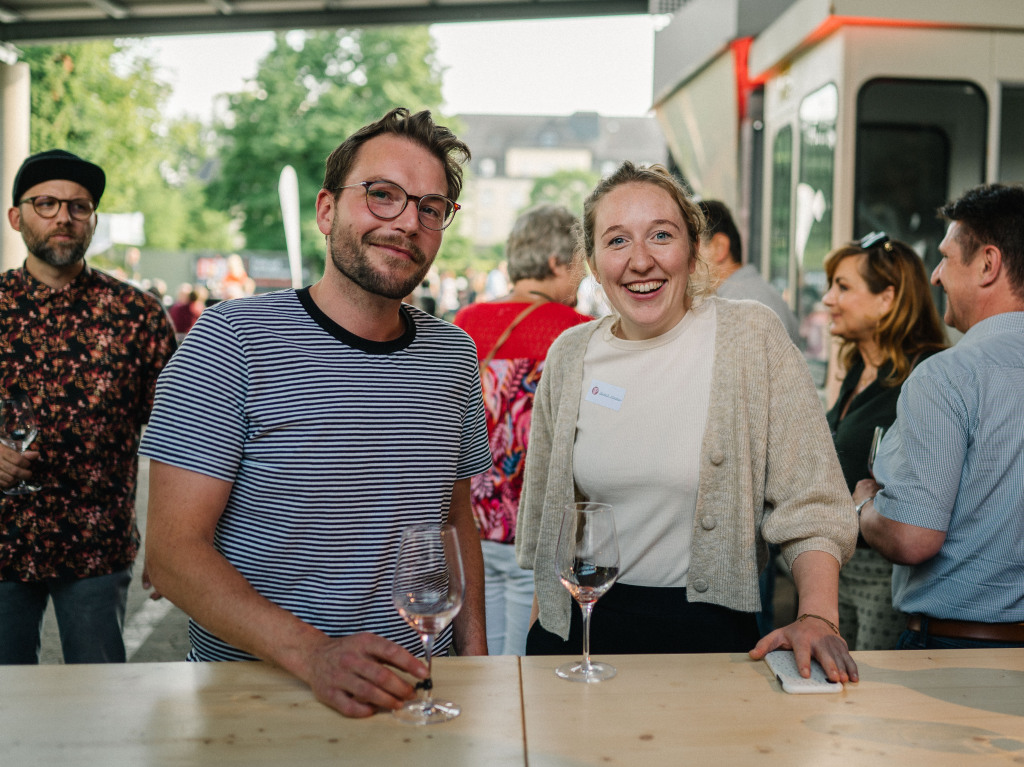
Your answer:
[692,578,709,592]
[701,516,717,530]
[709,451,724,465]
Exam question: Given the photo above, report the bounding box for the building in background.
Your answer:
[455,112,667,247]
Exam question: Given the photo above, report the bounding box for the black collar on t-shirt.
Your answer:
[296,286,417,354]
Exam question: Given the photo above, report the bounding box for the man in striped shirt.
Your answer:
[141,108,491,716]
[854,183,1024,649]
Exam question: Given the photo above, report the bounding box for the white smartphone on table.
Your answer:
[763,650,844,694]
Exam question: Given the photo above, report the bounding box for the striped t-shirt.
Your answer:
[139,288,491,660]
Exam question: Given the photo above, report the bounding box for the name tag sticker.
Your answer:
[585,379,626,411]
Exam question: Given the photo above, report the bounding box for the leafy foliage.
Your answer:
[527,168,601,217]
[19,40,234,252]
[19,29,464,276]
[206,27,447,274]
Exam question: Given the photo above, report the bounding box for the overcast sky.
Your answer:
[145,15,658,121]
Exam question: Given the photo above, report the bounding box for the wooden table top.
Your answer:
[0,656,525,767]
[520,649,1024,766]
[2,649,1022,766]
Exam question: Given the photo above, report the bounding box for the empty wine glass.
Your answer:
[1,395,41,495]
[392,523,465,724]
[555,501,620,683]
[868,425,886,477]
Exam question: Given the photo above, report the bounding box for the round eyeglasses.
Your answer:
[19,195,96,221]
[337,180,460,231]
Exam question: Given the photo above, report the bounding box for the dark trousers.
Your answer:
[526,582,760,655]
[0,569,131,664]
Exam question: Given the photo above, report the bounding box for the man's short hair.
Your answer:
[698,199,742,265]
[940,183,1024,296]
[322,107,470,202]
[506,204,578,283]
[12,149,105,207]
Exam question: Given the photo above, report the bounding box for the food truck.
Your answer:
[652,0,1024,379]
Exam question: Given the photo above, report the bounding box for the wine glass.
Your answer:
[555,501,620,683]
[868,426,886,477]
[391,523,465,724]
[0,395,41,495]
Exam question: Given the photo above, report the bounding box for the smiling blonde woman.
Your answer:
[516,162,860,685]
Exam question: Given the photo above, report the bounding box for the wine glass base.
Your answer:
[555,660,617,683]
[392,698,461,725]
[3,483,40,496]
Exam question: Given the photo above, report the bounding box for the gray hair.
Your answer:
[506,204,579,283]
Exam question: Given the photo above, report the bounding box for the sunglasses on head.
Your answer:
[857,231,895,253]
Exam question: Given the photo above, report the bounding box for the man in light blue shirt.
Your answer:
[855,183,1024,649]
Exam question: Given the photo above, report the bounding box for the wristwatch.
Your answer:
[854,496,875,517]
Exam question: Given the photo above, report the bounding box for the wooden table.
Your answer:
[2,650,1022,766]
[0,656,525,767]
[521,650,1024,766]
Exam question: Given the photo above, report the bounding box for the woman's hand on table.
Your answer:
[749,617,859,684]
[300,633,430,718]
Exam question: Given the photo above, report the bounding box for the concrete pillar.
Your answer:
[1,61,30,272]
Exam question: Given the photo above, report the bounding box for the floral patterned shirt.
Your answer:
[454,301,590,543]
[1,264,176,581]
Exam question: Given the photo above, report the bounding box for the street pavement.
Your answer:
[39,457,191,663]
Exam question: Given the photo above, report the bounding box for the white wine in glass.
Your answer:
[392,523,465,724]
[555,501,620,683]
[1,395,41,495]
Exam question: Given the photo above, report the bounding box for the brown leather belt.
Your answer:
[907,615,1024,643]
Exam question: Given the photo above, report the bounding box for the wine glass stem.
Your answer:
[419,632,435,706]
[580,601,596,673]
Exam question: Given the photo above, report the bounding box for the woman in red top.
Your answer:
[454,204,591,654]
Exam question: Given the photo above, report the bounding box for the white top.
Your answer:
[573,301,716,587]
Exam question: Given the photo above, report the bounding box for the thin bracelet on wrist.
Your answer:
[797,612,840,636]
[854,495,875,517]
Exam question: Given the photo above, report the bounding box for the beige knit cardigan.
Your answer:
[516,297,857,640]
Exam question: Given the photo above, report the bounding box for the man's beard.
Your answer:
[22,224,90,267]
[329,222,432,300]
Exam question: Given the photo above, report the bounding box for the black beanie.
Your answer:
[12,149,106,207]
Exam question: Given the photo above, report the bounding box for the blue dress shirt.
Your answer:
[873,312,1024,622]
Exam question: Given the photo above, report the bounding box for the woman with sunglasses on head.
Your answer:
[822,234,947,650]
[516,162,859,684]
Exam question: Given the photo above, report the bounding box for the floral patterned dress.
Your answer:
[454,301,590,543]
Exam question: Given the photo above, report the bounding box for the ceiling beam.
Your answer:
[0,3,21,24]
[0,1,649,44]
[88,0,131,20]
[203,0,236,13]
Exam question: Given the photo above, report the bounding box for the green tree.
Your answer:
[527,168,601,217]
[433,230,478,275]
[23,40,164,215]
[207,27,448,274]
[19,40,233,252]
[151,118,237,252]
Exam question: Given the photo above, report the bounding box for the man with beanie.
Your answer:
[0,149,177,664]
